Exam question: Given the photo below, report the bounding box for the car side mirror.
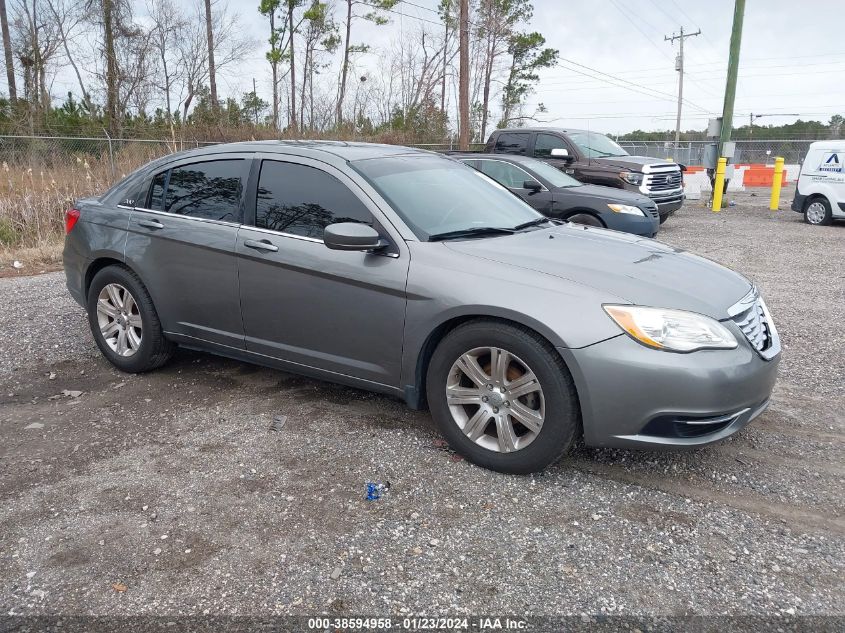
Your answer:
[523,180,542,192]
[323,222,386,252]
[550,148,573,161]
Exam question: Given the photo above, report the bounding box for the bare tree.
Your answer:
[45,0,91,110]
[0,0,16,102]
[458,0,468,149]
[203,0,217,111]
[102,0,118,134]
[300,1,339,130]
[176,0,252,124]
[336,0,397,126]
[12,0,61,120]
[147,0,186,129]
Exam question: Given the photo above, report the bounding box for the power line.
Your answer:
[608,0,673,61]
[556,56,713,113]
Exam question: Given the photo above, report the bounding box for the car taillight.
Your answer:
[65,208,80,234]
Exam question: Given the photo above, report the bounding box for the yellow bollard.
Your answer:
[769,156,785,210]
[711,157,727,212]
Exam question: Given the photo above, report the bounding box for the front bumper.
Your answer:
[559,328,780,449]
[791,192,806,213]
[602,211,660,238]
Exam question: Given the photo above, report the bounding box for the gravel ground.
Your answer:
[0,188,843,620]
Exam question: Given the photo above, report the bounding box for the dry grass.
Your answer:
[0,239,64,277]
[0,131,445,271]
[0,143,174,265]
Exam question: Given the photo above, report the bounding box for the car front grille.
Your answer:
[730,295,772,353]
[645,171,683,192]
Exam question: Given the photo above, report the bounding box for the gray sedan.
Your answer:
[63,141,780,474]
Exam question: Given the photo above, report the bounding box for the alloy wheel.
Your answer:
[446,346,545,453]
[96,283,143,357]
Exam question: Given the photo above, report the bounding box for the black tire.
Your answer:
[426,320,580,474]
[803,196,833,226]
[567,213,604,228]
[86,265,174,373]
[658,210,672,224]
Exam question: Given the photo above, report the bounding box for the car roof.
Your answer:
[493,127,593,135]
[808,140,845,150]
[451,153,539,165]
[157,140,434,164]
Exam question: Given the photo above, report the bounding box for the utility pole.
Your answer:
[458,0,469,150]
[718,0,746,158]
[665,26,700,149]
[253,78,259,125]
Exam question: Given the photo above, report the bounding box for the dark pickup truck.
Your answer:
[486,127,685,223]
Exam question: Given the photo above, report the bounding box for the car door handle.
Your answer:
[244,239,279,253]
[137,219,164,229]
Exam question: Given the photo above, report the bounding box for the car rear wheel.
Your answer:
[426,320,580,474]
[804,197,832,226]
[87,266,174,373]
[567,213,604,228]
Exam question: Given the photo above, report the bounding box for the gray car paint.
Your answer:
[443,224,752,320]
[64,141,780,450]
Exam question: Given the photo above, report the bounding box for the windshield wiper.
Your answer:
[581,145,615,157]
[428,226,516,242]
[511,217,553,231]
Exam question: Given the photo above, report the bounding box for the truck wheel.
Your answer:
[804,197,832,226]
[659,210,673,224]
[426,320,580,474]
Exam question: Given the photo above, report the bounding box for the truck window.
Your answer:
[494,133,530,155]
[534,133,570,158]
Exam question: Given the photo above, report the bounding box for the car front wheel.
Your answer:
[804,197,832,226]
[426,320,580,474]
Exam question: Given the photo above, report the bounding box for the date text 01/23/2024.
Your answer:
[306,617,528,630]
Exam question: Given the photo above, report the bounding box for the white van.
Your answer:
[792,140,845,225]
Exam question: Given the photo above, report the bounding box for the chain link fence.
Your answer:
[0,132,832,250]
[617,140,820,166]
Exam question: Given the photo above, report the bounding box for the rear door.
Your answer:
[236,155,409,387]
[125,154,251,348]
[475,159,555,214]
[491,132,531,156]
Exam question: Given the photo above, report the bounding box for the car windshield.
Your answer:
[352,155,544,240]
[568,131,629,158]
[520,157,582,188]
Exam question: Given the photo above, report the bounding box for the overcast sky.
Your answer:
[16,0,845,135]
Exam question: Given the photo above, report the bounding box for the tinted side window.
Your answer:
[478,160,530,189]
[494,133,530,155]
[163,160,244,221]
[255,161,372,240]
[149,172,167,210]
[534,133,569,158]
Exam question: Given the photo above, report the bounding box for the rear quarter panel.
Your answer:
[63,199,130,305]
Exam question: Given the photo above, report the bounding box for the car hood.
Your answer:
[443,225,751,319]
[591,155,677,171]
[555,183,655,208]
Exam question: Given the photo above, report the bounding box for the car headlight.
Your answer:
[607,203,646,216]
[604,305,738,352]
[620,171,643,186]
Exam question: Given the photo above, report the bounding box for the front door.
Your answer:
[475,159,555,215]
[124,155,251,348]
[236,156,409,388]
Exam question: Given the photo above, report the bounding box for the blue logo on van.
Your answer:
[820,152,843,172]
